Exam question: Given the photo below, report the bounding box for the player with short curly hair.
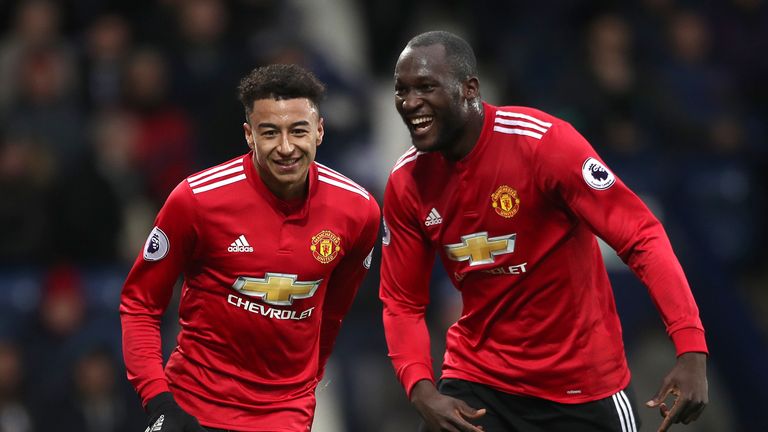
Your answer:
[121,63,380,432]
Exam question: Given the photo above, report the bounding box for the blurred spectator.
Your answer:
[79,13,132,110]
[83,110,156,263]
[669,114,763,271]
[21,265,90,413]
[121,47,195,204]
[48,113,130,265]
[710,0,768,154]
[3,43,85,174]
[0,340,32,432]
[553,12,668,200]
[0,0,74,114]
[167,0,247,165]
[551,14,639,141]
[626,0,677,68]
[651,9,738,151]
[0,133,54,264]
[36,346,144,432]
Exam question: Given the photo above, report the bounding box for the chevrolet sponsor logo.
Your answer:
[444,232,516,266]
[232,273,321,306]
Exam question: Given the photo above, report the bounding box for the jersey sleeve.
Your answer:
[379,177,437,398]
[317,196,381,381]
[119,181,198,406]
[533,122,707,356]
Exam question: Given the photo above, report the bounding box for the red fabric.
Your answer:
[120,154,380,431]
[380,103,706,403]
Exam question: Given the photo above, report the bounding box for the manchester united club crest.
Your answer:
[491,185,520,218]
[310,230,342,264]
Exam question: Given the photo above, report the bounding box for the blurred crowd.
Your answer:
[0,0,766,431]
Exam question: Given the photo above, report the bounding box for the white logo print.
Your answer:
[582,157,616,190]
[363,247,374,269]
[228,235,254,252]
[424,208,443,226]
[144,414,164,432]
[143,227,169,261]
[382,218,391,246]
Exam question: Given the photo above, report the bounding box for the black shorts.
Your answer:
[422,378,640,432]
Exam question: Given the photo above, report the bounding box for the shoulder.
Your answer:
[488,105,587,167]
[383,146,436,217]
[390,146,428,175]
[490,105,564,141]
[183,155,248,198]
[386,146,438,192]
[315,162,379,211]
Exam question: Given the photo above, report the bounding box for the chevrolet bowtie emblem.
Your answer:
[444,232,516,266]
[232,273,322,305]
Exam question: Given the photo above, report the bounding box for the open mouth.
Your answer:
[410,116,434,135]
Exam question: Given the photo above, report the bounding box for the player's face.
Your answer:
[243,98,323,200]
[394,44,469,154]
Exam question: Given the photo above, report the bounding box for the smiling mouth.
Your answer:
[273,158,300,171]
[410,116,434,135]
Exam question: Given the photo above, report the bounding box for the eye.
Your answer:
[394,86,407,97]
[291,128,309,137]
[418,84,435,93]
[261,130,279,138]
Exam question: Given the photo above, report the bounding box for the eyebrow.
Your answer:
[257,121,311,129]
[395,75,437,84]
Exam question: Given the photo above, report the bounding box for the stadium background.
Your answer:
[0,0,766,430]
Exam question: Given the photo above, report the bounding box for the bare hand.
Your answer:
[411,380,486,432]
[645,352,708,431]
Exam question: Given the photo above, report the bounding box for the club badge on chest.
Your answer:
[491,185,520,218]
[310,230,342,264]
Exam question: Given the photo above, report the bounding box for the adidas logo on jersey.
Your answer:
[425,208,443,226]
[228,235,254,252]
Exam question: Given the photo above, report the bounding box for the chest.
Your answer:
[416,153,571,272]
[194,200,351,283]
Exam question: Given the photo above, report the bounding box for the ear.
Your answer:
[464,77,480,99]
[243,122,254,151]
[316,117,324,147]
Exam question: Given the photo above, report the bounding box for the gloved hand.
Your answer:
[144,392,206,432]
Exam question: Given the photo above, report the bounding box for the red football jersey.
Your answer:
[380,103,707,403]
[120,153,380,431]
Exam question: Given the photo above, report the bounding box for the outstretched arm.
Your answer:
[534,122,709,430]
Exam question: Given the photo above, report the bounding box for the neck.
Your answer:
[442,101,485,161]
[253,154,308,201]
[271,181,307,201]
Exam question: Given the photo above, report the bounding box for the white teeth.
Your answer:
[411,116,433,126]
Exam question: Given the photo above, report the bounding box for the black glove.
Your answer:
[144,392,206,432]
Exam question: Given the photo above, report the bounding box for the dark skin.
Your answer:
[646,352,709,431]
[394,44,484,161]
[411,380,485,432]
[394,42,709,432]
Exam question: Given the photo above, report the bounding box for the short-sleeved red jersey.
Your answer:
[380,103,706,404]
[120,153,380,431]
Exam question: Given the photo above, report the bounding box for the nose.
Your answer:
[277,133,294,154]
[400,92,422,112]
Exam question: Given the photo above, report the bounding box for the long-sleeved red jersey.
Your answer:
[380,103,707,404]
[120,153,379,431]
